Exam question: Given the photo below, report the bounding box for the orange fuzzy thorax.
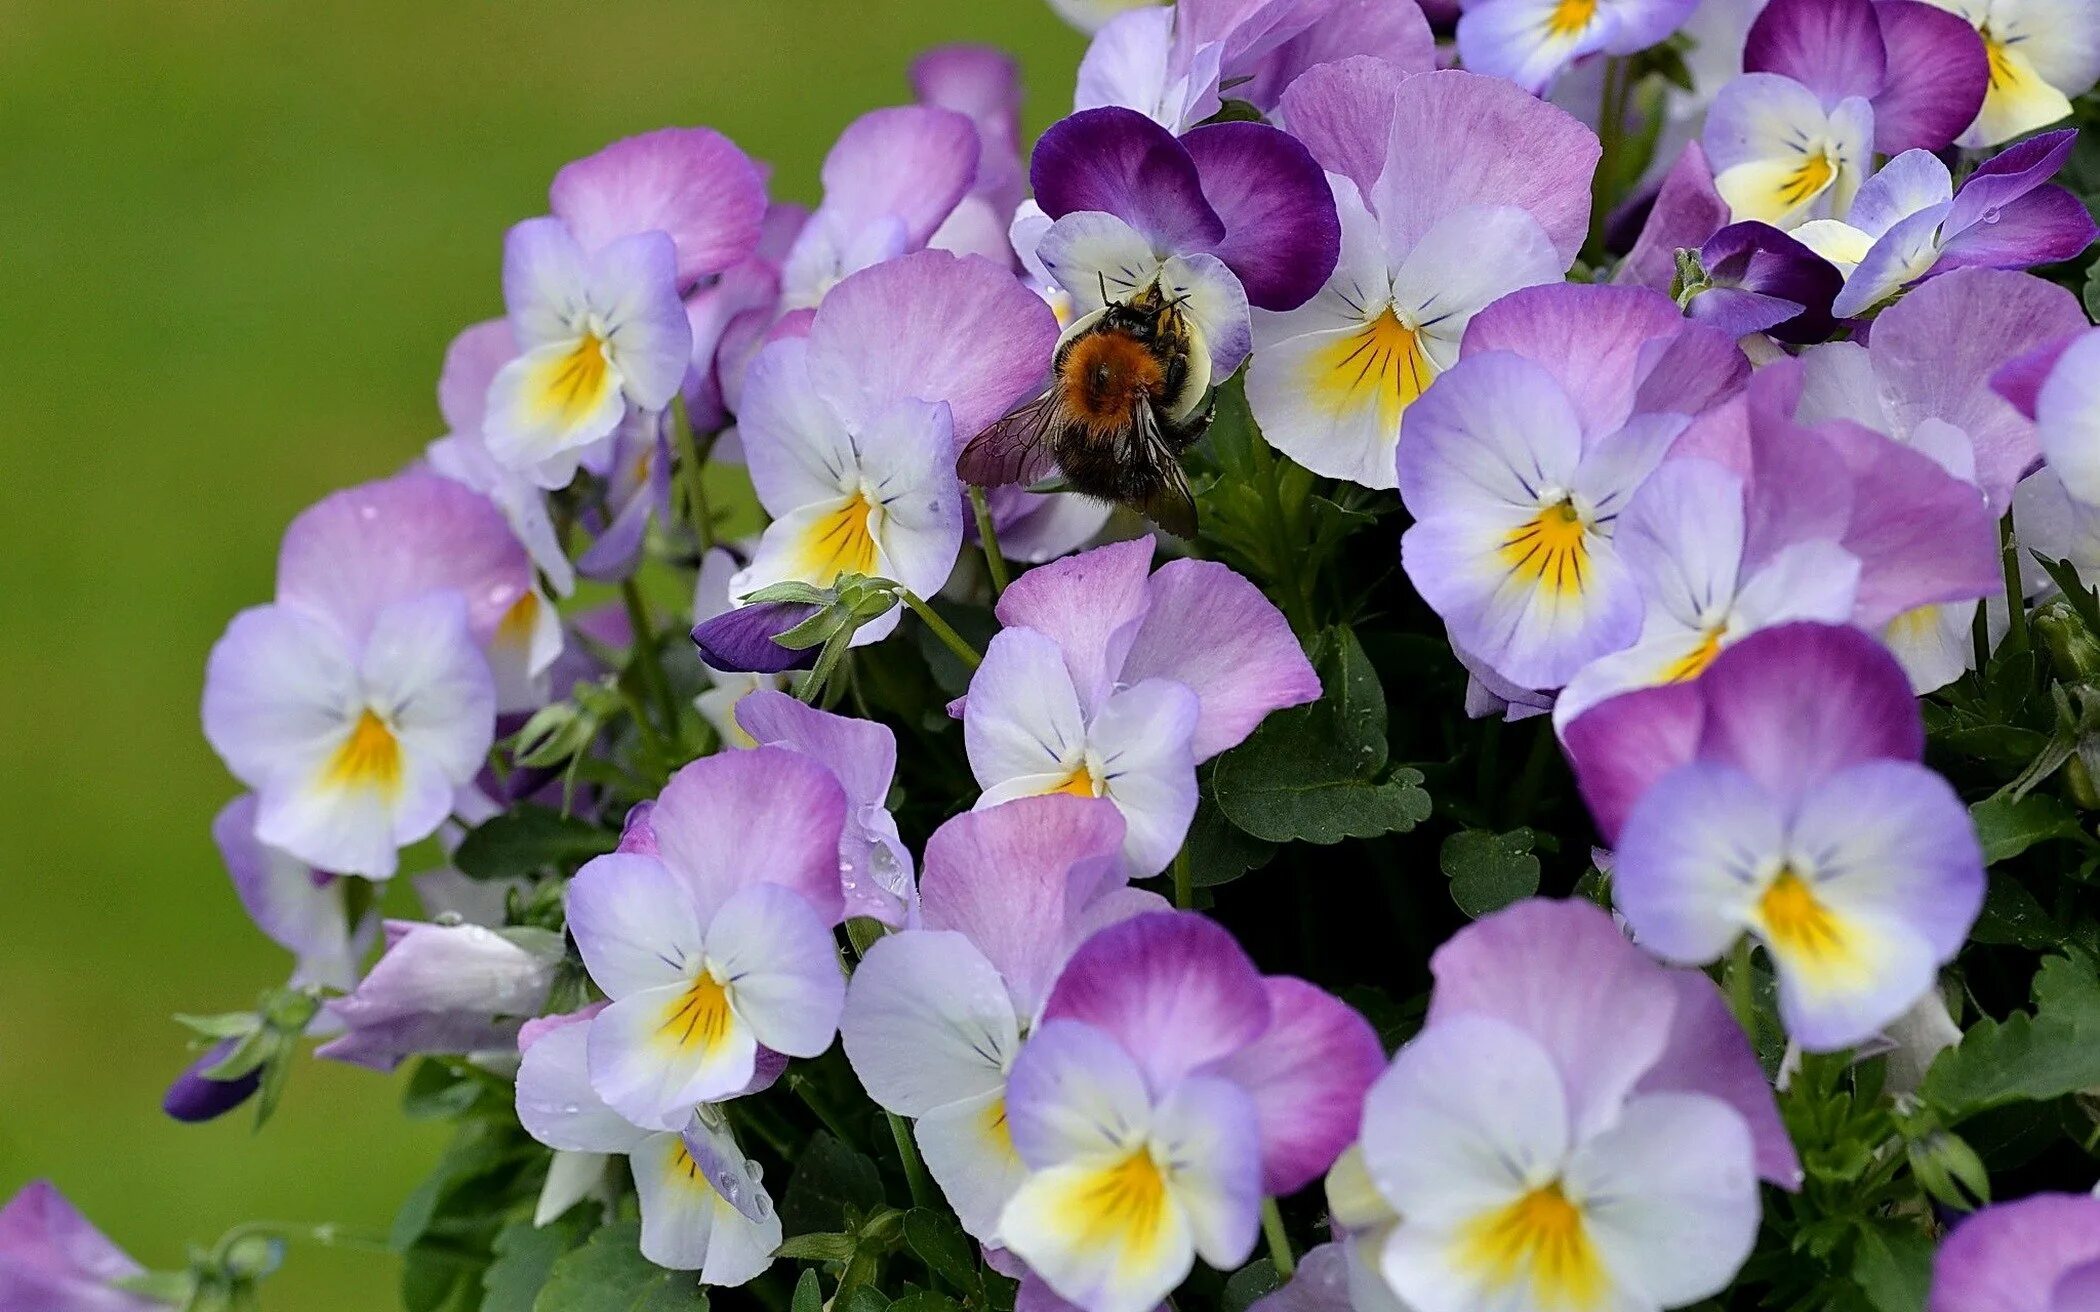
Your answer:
[1059,330,1168,435]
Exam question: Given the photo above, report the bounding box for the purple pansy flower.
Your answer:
[998,911,1381,1312]
[483,218,692,488]
[564,748,847,1129]
[162,1039,264,1125]
[962,536,1320,874]
[1919,0,2100,146]
[1931,1193,2100,1312]
[731,250,1059,644]
[314,919,562,1071]
[516,1007,782,1281]
[1359,899,1788,1312]
[548,126,769,293]
[1023,105,1340,378]
[1457,0,1696,93]
[841,795,1165,1243]
[780,106,982,311]
[1682,221,1844,342]
[1397,284,1747,692]
[1703,73,1873,229]
[201,472,532,878]
[1743,0,1989,154]
[1565,623,1985,1050]
[1248,63,1598,488]
[0,1181,173,1312]
[734,689,914,927]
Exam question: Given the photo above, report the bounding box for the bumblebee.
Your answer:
[958,281,1213,538]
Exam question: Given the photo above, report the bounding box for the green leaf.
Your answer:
[1970,790,2088,864]
[886,1294,964,1312]
[839,1291,891,1312]
[1223,1258,1282,1312]
[1213,628,1431,843]
[2083,253,2100,322]
[903,1209,980,1297]
[483,1209,596,1312]
[532,1222,707,1312]
[773,1233,857,1263]
[1852,1223,1933,1312]
[454,805,617,881]
[1188,763,1279,887]
[1923,953,2100,1120]
[1440,828,1542,918]
[780,1133,886,1236]
[790,1271,822,1312]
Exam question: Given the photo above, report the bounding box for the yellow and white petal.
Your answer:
[1993,0,2100,91]
[588,976,760,1131]
[1790,220,1874,275]
[1001,1153,1197,1312]
[918,1087,1031,1243]
[485,334,628,469]
[1964,36,2077,146]
[1883,600,1984,694]
[1245,317,1428,489]
[486,584,564,715]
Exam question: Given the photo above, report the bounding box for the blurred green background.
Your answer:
[0,3,1082,1306]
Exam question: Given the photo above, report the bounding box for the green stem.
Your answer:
[2001,512,2029,654]
[1261,1199,1296,1279]
[901,590,982,669]
[672,399,718,553]
[620,577,682,734]
[1725,934,1759,1049]
[1588,58,1629,262]
[887,1111,938,1212]
[798,635,851,706]
[968,486,1012,596]
[1172,846,1194,910]
[789,1073,860,1149]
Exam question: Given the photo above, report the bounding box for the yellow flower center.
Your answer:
[1074,1149,1171,1253]
[1544,0,1598,37]
[1460,1182,1605,1309]
[1756,868,1855,974]
[1663,628,1725,683]
[1500,500,1591,599]
[325,709,403,794]
[1312,308,1436,431]
[1779,152,1837,208]
[539,332,611,424]
[796,492,880,584]
[1048,761,1103,798]
[659,972,736,1055]
[497,589,540,646]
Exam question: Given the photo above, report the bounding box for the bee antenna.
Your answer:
[1097,270,1110,305]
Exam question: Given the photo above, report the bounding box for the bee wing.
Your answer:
[1132,402,1199,539]
[958,392,1062,488]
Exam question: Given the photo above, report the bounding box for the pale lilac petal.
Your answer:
[1636,971,1801,1187]
[1816,420,2000,622]
[357,593,499,809]
[502,216,592,348]
[1236,0,1437,112]
[817,105,980,247]
[1948,129,2077,232]
[1180,121,1341,310]
[0,1181,161,1312]
[806,248,1061,439]
[1031,106,1226,252]
[917,1087,1031,1242]
[1426,898,1679,1139]
[1089,679,1202,876]
[1210,977,1383,1194]
[1562,680,1707,845]
[706,882,847,1058]
[733,690,906,918]
[549,127,768,284]
[1613,761,1784,964]
[841,930,1018,1115]
[1870,0,1991,152]
[318,921,557,1070]
[437,318,515,435]
[516,1015,652,1154]
[2033,330,2100,505]
[1002,1017,1155,1167]
[647,747,849,924]
[1150,1075,1264,1269]
[1273,55,1411,201]
[1248,1243,1355,1312]
[1742,0,1888,106]
[1372,69,1599,267]
[213,794,361,991]
[584,231,691,410]
[1039,910,1271,1096]
[993,537,1156,717]
[966,629,1094,802]
[1460,284,1708,441]
[276,470,532,649]
[918,794,1130,1021]
[852,396,965,599]
[1120,558,1321,760]
[1932,1194,2100,1312]
[565,852,707,998]
[590,983,757,1130]
[1456,0,1607,94]
[1695,621,1925,792]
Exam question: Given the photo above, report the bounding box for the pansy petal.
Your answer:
[213,795,361,991]
[1273,56,1412,200]
[1618,142,1732,293]
[994,536,1156,715]
[565,853,707,999]
[647,747,850,924]
[590,982,759,1130]
[1695,621,1925,791]
[1031,106,1226,251]
[1872,0,1991,151]
[1561,680,1706,846]
[549,127,767,283]
[1932,1194,2100,1312]
[966,629,1093,801]
[842,930,1019,1115]
[1743,0,1888,105]
[1003,1017,1156,1168]
[1637,971,1803,1187]
[707,883,846,1059]
[1211,977,1384,1194]
[585,231,691,410]
[1089,679,1202,877]
[918,1086,1032,1242]
[1040,911,1271,1096]
[1151,1075,1264,1268]
[817,105,981,246]
[1460,284,1707,440]
[516,1015,652,1154]
[2034,330,2100,505]
[1180,121,1341,310]
[1613,761,1785,965]
[1121,558,1320,761]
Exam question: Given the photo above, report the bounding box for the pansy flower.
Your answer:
[0,1181,173,1312]
[998,911,1382,1312]
[690,548,794,740]
[1457,0,1697,93]
[1397,284,1747,692]
[841,795,1163,1242]
[516,1007,782,1281]
[1023,105,1340,380]
[780,106,982,311]
[1565,622,1986,1050]
[1931,1192,2100,1311]
[564,747,848,1129]
[1920,0,2100,145]
[1798,133,2096,318]
[202,472,541,877]
[1741,0,1989,154]
[1247,63,1598,489]
[1676,221,1844,343]
[731,249,1060,644]
[963,536,1320,874]
[1359,899,1793,1312]
[734,689,915,927]
[914,46,1029,268]
[315,919,563,1071]
[1703,73,1872,229]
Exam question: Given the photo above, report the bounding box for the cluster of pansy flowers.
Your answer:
[23,0,2100,1307]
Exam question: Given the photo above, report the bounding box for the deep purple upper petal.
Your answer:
[690,602,823,675]
[1696,221,1842,342]
[1179,121,1341,309]
[1743,0,1888,106]
[1948,128,2080,233]
[1869,0,1990,153]
[1941,184,2099,272]
[1031,107,1226,252]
